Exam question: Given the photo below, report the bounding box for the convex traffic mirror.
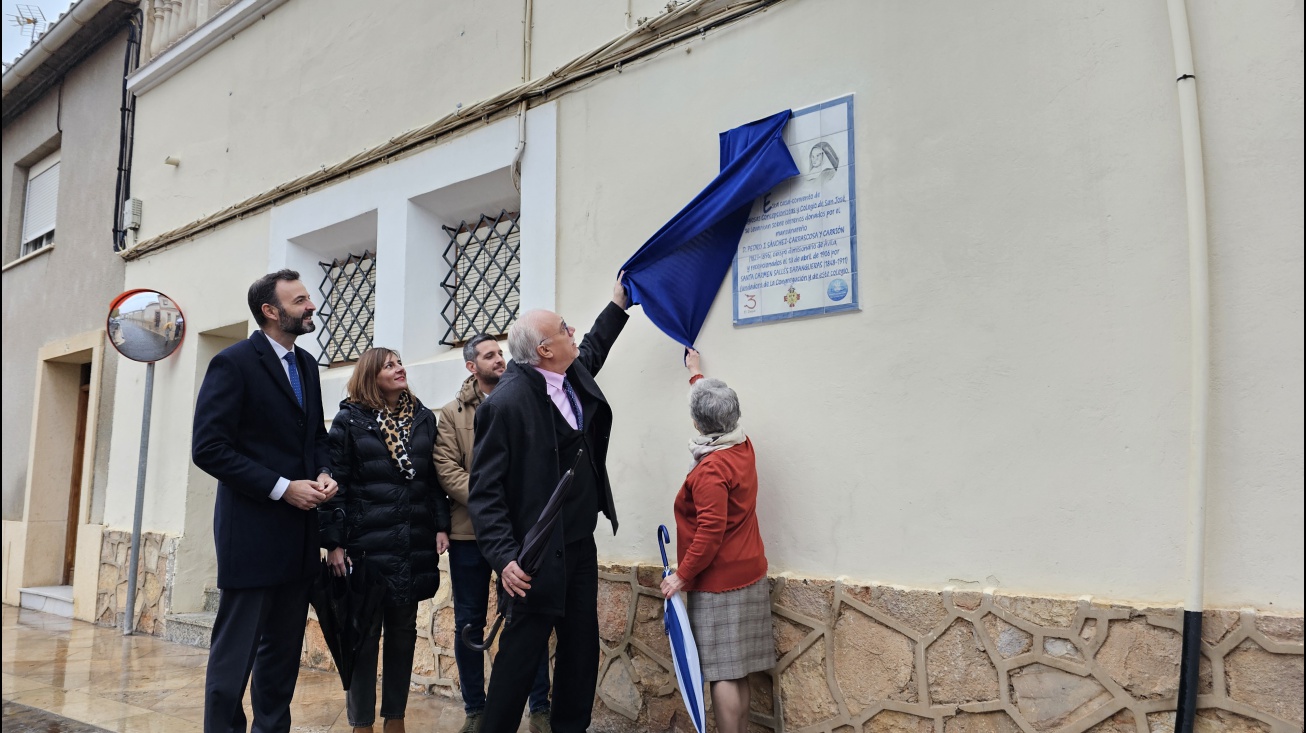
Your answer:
[107,289,185,363]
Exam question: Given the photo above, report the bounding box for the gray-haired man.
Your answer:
[435,335,552,733]
[468,278,630,733]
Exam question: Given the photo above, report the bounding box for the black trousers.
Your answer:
[481,536,599,733]
[346,602,419,726]
[449,539,552,714]
[203,580,309,733]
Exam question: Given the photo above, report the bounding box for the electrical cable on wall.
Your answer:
[112,10,143,252]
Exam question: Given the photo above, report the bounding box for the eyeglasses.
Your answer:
[539,319,571,347]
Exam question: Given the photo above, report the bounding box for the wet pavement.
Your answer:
[3,701,109,732]
[2,606,531,732]
[111,321,164,352]
[110,321,180,361]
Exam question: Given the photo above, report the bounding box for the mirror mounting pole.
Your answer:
[123,360,154,635]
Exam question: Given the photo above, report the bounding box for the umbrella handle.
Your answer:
[460,615,504,653]
[658,524,671,570]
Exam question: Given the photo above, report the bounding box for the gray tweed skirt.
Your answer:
[685,577,775,681]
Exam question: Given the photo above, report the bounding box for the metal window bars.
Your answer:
[316,250,376,367]
[439,210,521,346]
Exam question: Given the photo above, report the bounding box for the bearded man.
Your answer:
[192,269,338,733]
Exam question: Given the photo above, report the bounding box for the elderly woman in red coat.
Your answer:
[660,349,774,733]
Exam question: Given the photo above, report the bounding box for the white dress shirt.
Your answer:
[266,336,299,501]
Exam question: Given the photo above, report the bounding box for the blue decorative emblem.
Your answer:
[827,278,849,302]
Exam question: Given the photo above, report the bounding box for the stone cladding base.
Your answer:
[94,530,175,635]
[296,563,1302,733]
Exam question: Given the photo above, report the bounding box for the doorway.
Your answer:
[12,331,104,617]
[62,363,92,585]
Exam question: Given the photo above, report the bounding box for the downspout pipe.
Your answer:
[1165,0,1210,730]
[510,0,534,191]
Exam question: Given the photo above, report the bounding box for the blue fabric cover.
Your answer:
[620,110,798,348]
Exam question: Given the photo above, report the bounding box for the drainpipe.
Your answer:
[1165,0,1210,730]
[510,0,534,191]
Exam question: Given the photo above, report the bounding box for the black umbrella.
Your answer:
[461,449,584,652]
[310,547,387,690]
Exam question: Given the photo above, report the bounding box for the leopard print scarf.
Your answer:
[375,391,416,480]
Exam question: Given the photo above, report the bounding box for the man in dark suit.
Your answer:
[193,269,339,733]
[468,278,630,733]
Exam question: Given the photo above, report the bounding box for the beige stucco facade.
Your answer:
[94,0,1303,726]
[117,0,1302,609]
[1,24,133,614]
[556,0,1306,612]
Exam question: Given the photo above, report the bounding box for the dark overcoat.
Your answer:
[320,399,451,605]
[468,302,628,617]
[192,330,330,589]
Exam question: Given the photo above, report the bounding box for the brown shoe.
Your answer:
[528,709,552,733]
[382,720,405,733]
[457,712,482,733]
[352,727,374,733]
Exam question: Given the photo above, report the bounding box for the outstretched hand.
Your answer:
[613,271,629,310]
[684,348,702,378]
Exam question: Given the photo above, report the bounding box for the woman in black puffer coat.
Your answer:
[320,347,450,733]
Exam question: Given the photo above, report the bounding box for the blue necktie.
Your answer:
[561,377,583,431]
[283,353,304,407]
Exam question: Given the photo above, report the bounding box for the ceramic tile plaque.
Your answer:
[733,95,858,325]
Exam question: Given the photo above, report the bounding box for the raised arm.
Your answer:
[685,348,704,384]
[575,279,630,377]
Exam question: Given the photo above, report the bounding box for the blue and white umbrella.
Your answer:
[658,524,706,733]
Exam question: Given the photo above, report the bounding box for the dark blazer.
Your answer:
[320,399,451,605]
[192,329,330,589]
[468,302,627,616]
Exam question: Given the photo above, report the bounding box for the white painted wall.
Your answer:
[267,105,558,413]
[116,0,1303,611]
[550,0,1303,610]
[105,105,560,545]
[103,215,269,534]
[127,0,579,241]
[1185,0,1304,614]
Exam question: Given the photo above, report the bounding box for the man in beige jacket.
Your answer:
[435,334,552,733]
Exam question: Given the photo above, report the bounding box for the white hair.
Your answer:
[690,378,741,435]
[507,310,548,365]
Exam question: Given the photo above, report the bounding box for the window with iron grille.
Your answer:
[439,210,521,345]
[316,251,376,367]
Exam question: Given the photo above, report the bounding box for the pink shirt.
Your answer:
[533,366,579,430]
